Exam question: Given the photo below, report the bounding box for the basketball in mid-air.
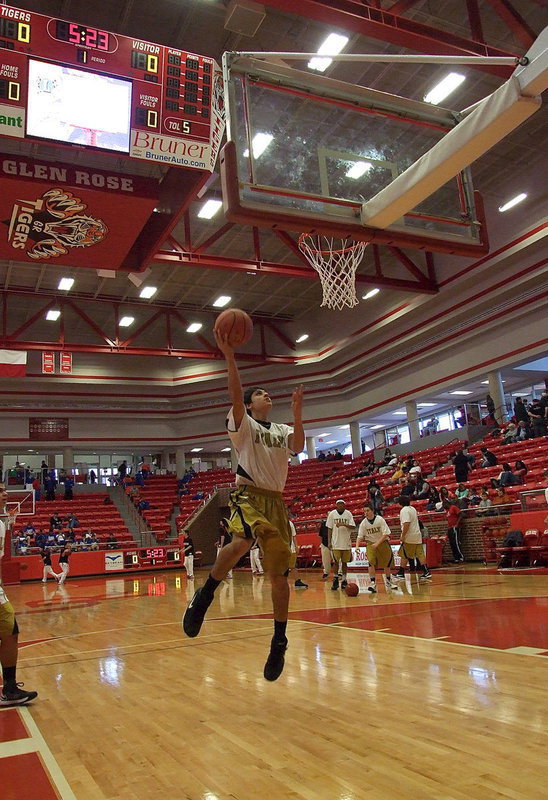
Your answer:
[214,308,253,348]
[345,582,359,597]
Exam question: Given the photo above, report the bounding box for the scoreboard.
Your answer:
[124,546,181,569]
[0,4,225,171]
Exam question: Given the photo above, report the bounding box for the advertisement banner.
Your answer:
[60,352,72,374]
[104,552,124,571]
[41,351,55,374]
[0,155,159,269]
[347,545,402,568]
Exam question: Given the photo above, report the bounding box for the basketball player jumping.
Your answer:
[183,329,304,681]
[0,482,38,706]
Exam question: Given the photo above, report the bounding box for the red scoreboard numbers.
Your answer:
[0,4,225,172]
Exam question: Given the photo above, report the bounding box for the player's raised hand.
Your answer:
[292,384,304,414]
[214,328,235,358]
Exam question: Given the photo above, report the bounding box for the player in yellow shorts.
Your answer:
[395,495,431,580]
[326,499,356,590]
[183,328,304,682]
[355,504,398,593]
[0,482,38,706]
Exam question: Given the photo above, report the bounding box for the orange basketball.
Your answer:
[345,582,359,597]
[214,308,253,348]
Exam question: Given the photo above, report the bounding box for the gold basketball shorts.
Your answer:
[289,552,297,569]
[0,599,18,638]
[332,548,352,564]
[398,543,425,561]
[228,484,291,575]
[366,540,394,569]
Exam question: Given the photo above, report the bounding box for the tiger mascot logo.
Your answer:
[5,188,109,260]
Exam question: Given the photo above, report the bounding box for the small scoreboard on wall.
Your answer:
[124,546,181,569]
[0,4,225,171]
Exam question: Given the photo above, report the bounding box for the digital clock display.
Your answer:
[55,20,109,51]
[143,548,165,559]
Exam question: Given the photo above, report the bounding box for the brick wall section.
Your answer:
[385,515,510,563]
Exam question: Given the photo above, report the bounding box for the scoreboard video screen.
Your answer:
[124,546,181,569]
[0,4,225,171]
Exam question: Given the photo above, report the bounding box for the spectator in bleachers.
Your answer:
[21,522,35,537]
[317,451,326,461]
[399,477,417,499]
[117,460,128,482]
[514,460,527,479]
[480,447,498,468]
[41,460,48,482]
[425,485,441,511]
[106,534,118,550]
[66,513,79,530]
[453,449,471,484]
[495,463,523,488]
[424,416,439,436]
[368,484,384,516]
[44,474,56,501]
[45,531,57,548]
[502,421,518,444]
[386,462,405,485]
[192,489,204,500]
[462,446,476,469]
[35,529,46,549]
[439,486,453,504]
[486,393,496,422]
[528,398,546,437]
[515,420,530,441]
[455,484,469,508]
[476,489,492,516]
[16,534,30,555]
[32,476,41,501]
[415,478,431,501]
[55,531,66,548]
[140,462,151,478]
[87,532,100,551]
[468,486,482,507]
[454,406,466,427]
[408,460,422,477]
[89,469,97,484]
[492,487,512,507]
[333,449,343,460]
[64,476,74,500]
[49,512,63,531]
[513,396,529,425]
[325,450,335,460]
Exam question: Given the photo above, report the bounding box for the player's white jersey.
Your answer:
[227,408,293,493]
[357,515,391,544]
[326,508,355,550]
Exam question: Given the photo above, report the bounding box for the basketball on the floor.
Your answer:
[214,308,253,348]
[345,582,359,597]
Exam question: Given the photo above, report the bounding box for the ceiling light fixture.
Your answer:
[417,403,437,407]
[346,161,372,179]
[392,411,407,415]
[362,288,380,300]
[58,277,74,291]
[308,32,349,72]
[498,193,527,212]
[119,316,135,327]
[197,199,223,219]
[190,447,203,452]
[186,323,203,333]
[296,334,309,343]
[46,309,61,321]
[213,295,231,307]
[424,72,465,105]
[139,286,157,299]
[370,425,383,430]
[450,390,472,395]
[221,447,231,452]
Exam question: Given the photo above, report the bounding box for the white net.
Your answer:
[298,234,368,310]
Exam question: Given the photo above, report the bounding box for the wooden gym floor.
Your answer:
[1,566,547,800]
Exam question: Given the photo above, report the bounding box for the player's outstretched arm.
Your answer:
[289,384,305,454]
[215,329,246,428]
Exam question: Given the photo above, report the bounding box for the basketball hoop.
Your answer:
[298,234,368,310]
